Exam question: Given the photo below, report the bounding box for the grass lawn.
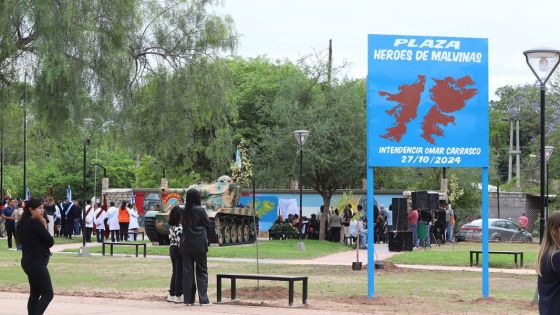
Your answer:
[0,240,537,314]
[60,239,352,259]
[387,241,539,269]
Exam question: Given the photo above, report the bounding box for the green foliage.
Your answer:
[230,138,253,187]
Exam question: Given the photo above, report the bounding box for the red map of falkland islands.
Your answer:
[379,75,477,145]
[378,75,426,142]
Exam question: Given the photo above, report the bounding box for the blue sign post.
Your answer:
[367,34,489,298]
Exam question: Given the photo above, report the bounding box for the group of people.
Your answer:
[269,213,321,240]
[407,201,455,247]
[10,188,213,315]
[166,188,211,305]
[327,204,370,248]
[91,201,140,243]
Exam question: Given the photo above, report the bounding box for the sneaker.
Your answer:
[174,295,183,303]
[166,295,175,303]
[200,302,213,306]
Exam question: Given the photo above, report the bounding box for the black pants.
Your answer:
[85,227,93,242]
[181,252,209,304]
[96,229,105,242]
[21,255,53,315]
[65,219,73,238]
[169,246,183,297]
[330,227,341,242]
[6,224,15,248]
[119,223,129,241]
[60,218,66,238]
[110,230,119,242]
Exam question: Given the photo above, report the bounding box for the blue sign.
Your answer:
[367,34,488,168]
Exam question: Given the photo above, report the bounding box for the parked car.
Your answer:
[457,218,533,242]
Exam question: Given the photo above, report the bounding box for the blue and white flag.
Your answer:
[66,186,72,201]
[235,147,241,167]
[25,187,30,200]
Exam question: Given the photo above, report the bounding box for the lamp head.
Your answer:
[545,145,555,162]
[523,48,560,85]
[292,130,310,147]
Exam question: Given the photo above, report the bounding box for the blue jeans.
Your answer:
[446,222,453,242]
[359,230,368,249]
[408,224,418,247]
[73,219,81,235]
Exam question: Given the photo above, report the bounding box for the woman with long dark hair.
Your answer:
[180,188,211,305]
[16,198,54,315]
[537,212,560,314]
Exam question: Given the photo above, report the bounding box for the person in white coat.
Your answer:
[107,202,120,242]
[128,203,140,241]
[53,201,62,237]
[93,203,107,243]
[84,200,95,242]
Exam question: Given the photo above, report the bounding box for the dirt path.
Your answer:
[0,292,372,315]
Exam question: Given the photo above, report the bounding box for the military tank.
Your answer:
[144,176,258,246]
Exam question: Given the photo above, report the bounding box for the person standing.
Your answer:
[127,203,139,241]
[537,212,560,314]
[167,206,184,303]
[44,198,56,236]
[180,189,211,305]
[16,198,54,315]
[71,200,82,237]
[93,203,107,243]
[445,203,455,243]
[1,198,16,248]
[329,209,342,243]
[53,200,62,237]
[408,208,419,247]
[84,200,94,242]
[107,202,120,242]
[518,212,529,230]
[118,201,130,242]
[63,200,74,239]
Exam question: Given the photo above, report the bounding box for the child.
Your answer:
[167,206,183,303]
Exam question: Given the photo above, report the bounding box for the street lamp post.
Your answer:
[80,138,91,256]
[523,48,560,243]
[545,145,555,222]
[292,130,310,250]
[23,73,27,198]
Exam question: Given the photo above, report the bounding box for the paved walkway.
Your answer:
[50,242,536,275]
[0,292,368,315]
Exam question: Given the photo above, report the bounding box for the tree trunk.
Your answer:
[319,195,331,240]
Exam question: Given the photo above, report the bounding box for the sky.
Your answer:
[212,0,560,100]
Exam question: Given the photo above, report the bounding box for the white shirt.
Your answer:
[128,208,139,230]
[349,219,358,237]
[85,205,95,228]
[94,209,107,230]
[54,205,62,220]
[107,206,120,230]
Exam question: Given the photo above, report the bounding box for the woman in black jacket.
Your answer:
[16,198,55,315]
[537,212,560,314]
[180,188,211,305]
